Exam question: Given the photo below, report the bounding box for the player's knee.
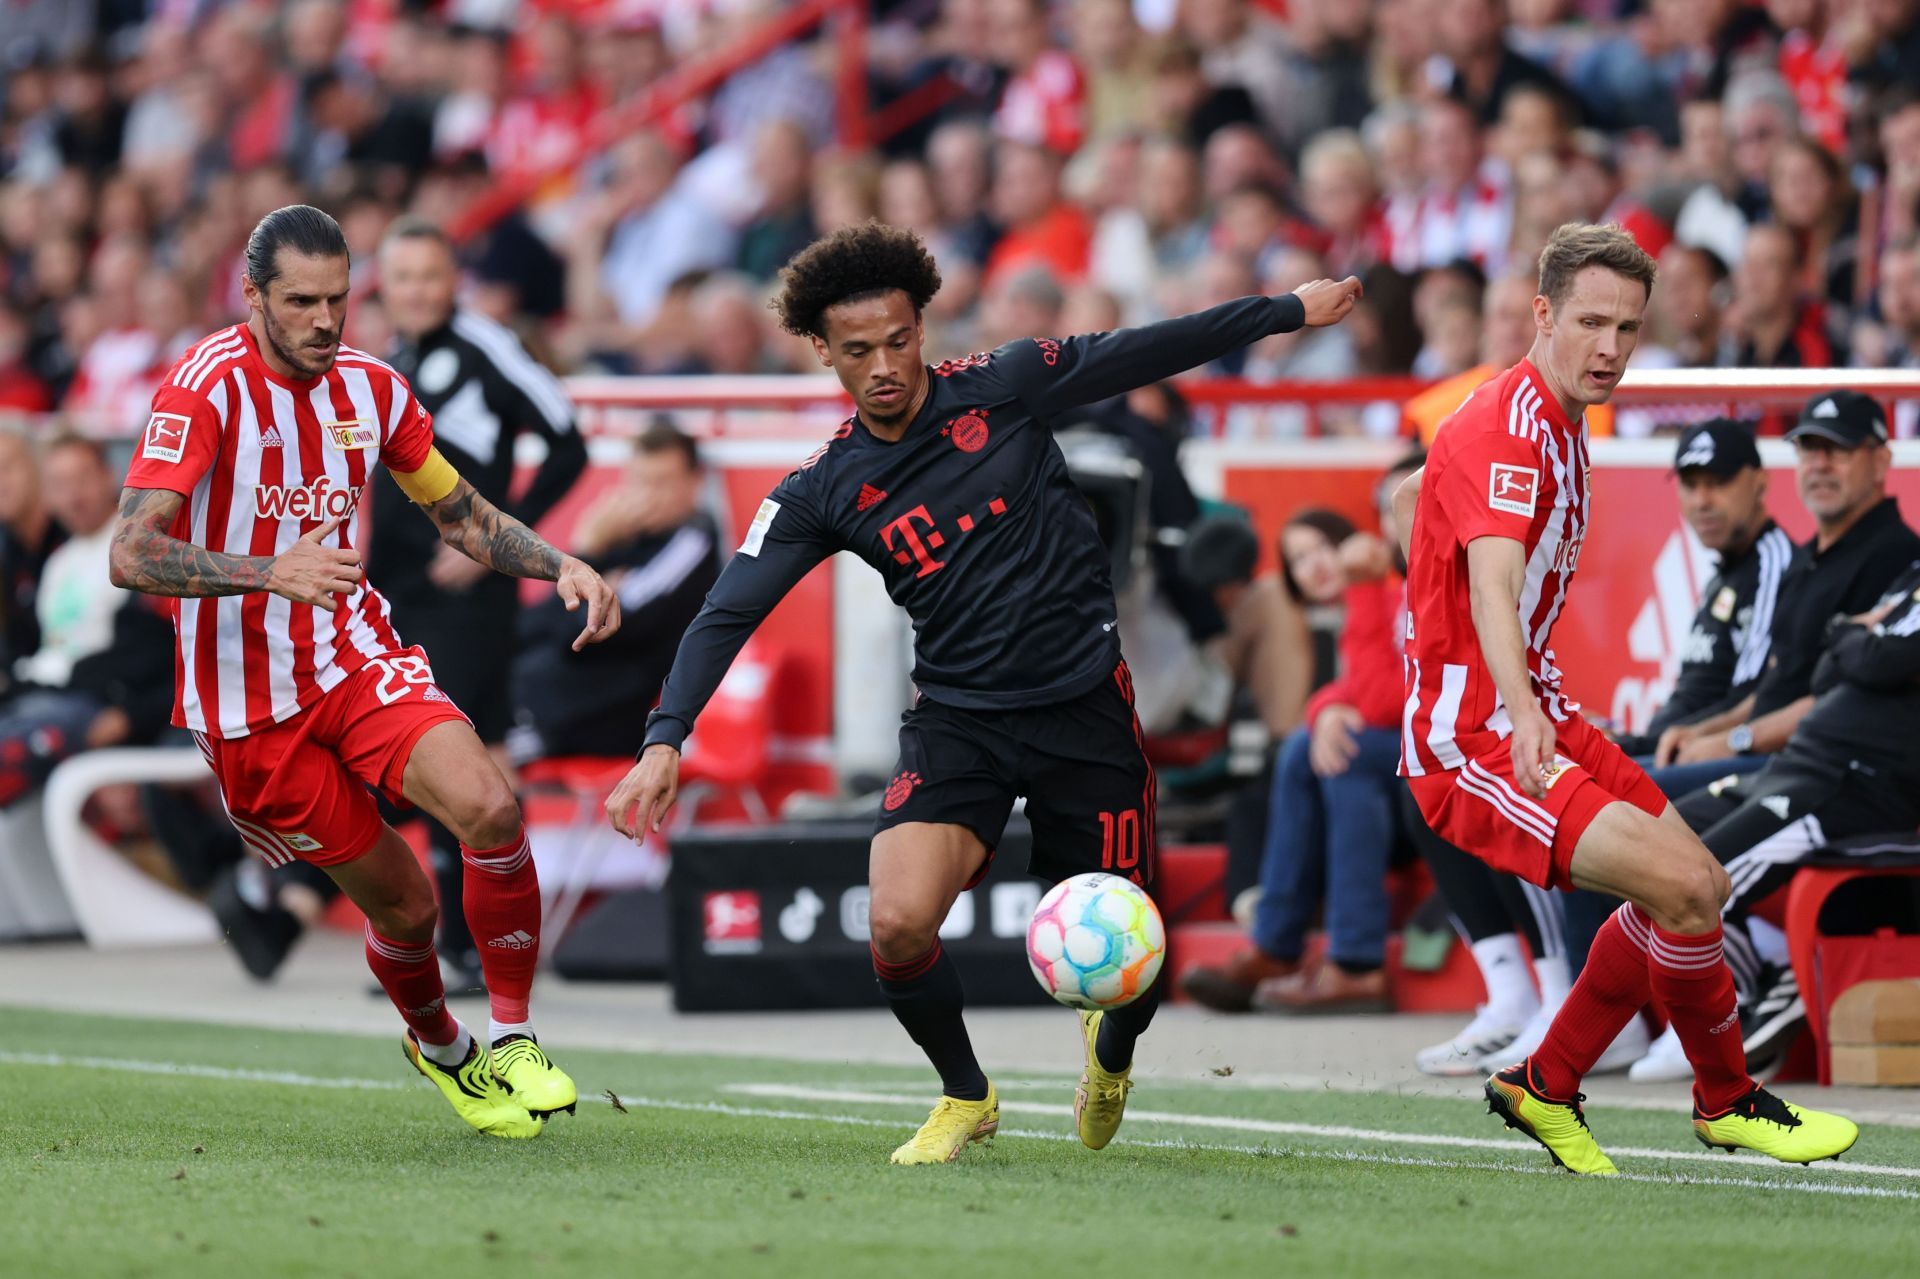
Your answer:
[1660,853,1725,936]
[457,781,523,851]
[373,895,438,945]
[867,903,938,965]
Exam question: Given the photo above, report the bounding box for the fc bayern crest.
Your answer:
[883,771,921,811]
[950,413,989,453]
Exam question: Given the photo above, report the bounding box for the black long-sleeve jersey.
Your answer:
[1803,559,1920,784]
[371,307,587,611]
[1615,522,1792,754]
[641,293,1309,752]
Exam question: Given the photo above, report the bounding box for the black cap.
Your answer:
[1672,419,1763,478]
[1786,389,1890,448]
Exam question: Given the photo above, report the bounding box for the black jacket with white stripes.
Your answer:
[372,307,587,625]
[1804,559,1920,784]
[1615,521,1791,755]
[512,514,722,756]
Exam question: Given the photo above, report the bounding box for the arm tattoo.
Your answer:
[422,477,564,581]
[110,488,275,598]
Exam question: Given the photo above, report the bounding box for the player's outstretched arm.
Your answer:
[1466,535,1557,800]
[1008,278,1363,419]
[110,488,361,607]
[418,474,620,651]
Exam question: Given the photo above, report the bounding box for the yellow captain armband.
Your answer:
[391,447,460,505]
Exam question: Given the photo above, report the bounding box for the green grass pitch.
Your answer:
[2,1008,1916,1278]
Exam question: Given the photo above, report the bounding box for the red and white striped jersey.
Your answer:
[1400,359,1591,778]
[123,324,437,739]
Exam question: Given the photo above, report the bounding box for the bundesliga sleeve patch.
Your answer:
[740,499,781,557]
[142,412,192,463]
[1487,463,1540,518]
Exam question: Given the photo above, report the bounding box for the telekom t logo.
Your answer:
[878,497,1009,578]
[880,505,947,578]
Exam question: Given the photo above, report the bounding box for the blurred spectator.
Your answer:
[289,68,434,203]
[989,0,1087,156]
[687,274,778,374]
[0,306,50,412]
[512,421,720,762]
[927,119,1001,267]
[1877,92,1920,254]
[1491,82,1574,170]
[1200,122,1287,206]
[1089,135,1208,321]
[1179,0,1297,151]
[1145,33,1259,149]
[1434,0,1576,126]
[1068,0,1153,143]
[984,141,1091,286]
[978,264,1066,349]
[1645,242,1732,369]
[1059,281,1122,335]
[810,149,881,234]
[1727,221,1837,365]
[1849,0,1920,95]
[1769,134,1860,310]
[1384,96,1512,275]
[487,14,601,187]
[0,427,65,675]
[1234,247,1359,437]
[1281,507,1360,689]
[706,1,834,149]
[1770,0,1849,153]
[1299,129,1387,279]
[571,131,736,339]
[736,120,817,282]
[1179,512,1314,741]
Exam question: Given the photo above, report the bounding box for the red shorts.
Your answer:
[1406,715,1668,890]
[193,647,471,868]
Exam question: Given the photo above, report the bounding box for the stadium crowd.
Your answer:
[3,0,1919,1082]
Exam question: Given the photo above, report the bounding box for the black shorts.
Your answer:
[874,660,1156,887]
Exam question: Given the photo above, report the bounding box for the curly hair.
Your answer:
[772,222,943,339]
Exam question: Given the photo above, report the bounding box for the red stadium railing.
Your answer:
[561,369,1920,440]
[448,0,871,245]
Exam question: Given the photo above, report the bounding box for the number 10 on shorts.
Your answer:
[1097,809,1141,871]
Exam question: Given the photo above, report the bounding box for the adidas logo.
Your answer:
[1760,794,1791,820]
[856,483,887,512]
[259,424,285,448]
[487,930,536,950]
[406,997,446,1018]
[422,685,453,703]
[1811,398,1839,418]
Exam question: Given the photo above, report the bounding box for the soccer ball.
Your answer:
[1025,873,1166,1010]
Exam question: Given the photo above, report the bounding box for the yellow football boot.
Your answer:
[1074,1010,1133,1150]
[403,1031,543,1139]
[490,1034,578,1118]
[1485,1061,1618,1176]
[889,1083,999,1165]
[1694,1087,1859,1164]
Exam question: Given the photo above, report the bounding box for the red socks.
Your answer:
[1646,919,1753,1114]
[462,829,541,1029]
[364,925,459,1047]
[1531,903,1652,1098]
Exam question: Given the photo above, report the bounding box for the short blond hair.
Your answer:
[1537,222,1657,310]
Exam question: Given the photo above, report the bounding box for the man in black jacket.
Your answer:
[603,222,1362,1163]
[1614,421,1792,759]
[373,218,588,981]
[510,421,719,761]
[1675,558,1920,1068]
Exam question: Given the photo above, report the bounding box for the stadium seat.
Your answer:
[674,641,786,828]
[0,793,79,939]
[518,755,649,950]
[42,747,220,948]
[1783,838,1920,1085]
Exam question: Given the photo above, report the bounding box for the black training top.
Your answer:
[641,293,1308,752]
[1615,522,1792,754]
[1804,558,1920,784]
[1750,497,1920,719]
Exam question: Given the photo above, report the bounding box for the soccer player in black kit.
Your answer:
[606,224,1361,1164]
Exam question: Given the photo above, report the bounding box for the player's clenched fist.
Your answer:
[608,743,680,839]
[266,514,363,608]
[1509,703,1559,802]
[1292,275,1364,328]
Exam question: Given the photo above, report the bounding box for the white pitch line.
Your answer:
[5,1051,1913,1201]
[728,1083,1920,1182]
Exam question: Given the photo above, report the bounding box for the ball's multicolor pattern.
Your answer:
[1025,873,1166,1010]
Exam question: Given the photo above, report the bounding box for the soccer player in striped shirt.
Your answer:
[1393,223,1856,1172]
[109,205,620,1138]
